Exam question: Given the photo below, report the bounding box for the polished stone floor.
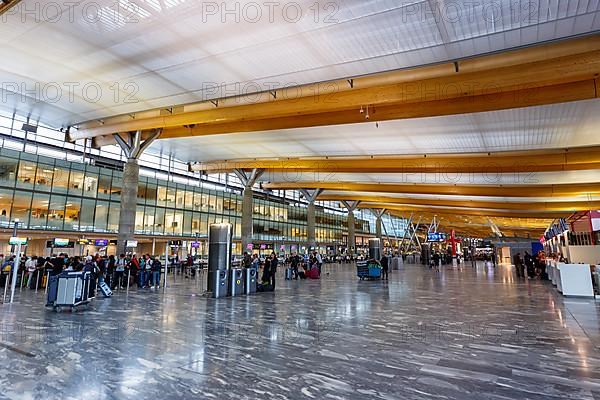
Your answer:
[0,262,599,400]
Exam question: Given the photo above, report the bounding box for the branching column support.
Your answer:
[341,200,361,256]
[234,168,264,253]
[114,129,162,255]
[300,189,323,250]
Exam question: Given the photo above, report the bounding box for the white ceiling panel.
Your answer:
[150,99,600,162]
[0,0,597,128]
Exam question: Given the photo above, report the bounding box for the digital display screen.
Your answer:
[191,242,201,248]
[126,240,138,248]
[95,239,109,246]
[427,233,446,242]
[54,238,70,247]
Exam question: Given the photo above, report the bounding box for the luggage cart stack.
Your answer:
[46,271,93,312]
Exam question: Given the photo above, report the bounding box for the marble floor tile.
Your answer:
[0,262,598,400]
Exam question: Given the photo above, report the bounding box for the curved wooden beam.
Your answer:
[71,35,600,140]
[318,194,600,212]
[191,145,600,174]
[263,181,600,198]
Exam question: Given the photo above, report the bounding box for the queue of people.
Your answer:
[513,250,550,280]
[0,253,163,291]
[239,250,327,290]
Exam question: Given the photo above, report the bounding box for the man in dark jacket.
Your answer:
[290,252,301,280]
[269,253,278,289]
[242,252,252,269]
[380,253,389,281]
[524,251,534,279]
[513,252,524,278]
[51,255,64,276]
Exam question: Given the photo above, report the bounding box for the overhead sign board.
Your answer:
[427,233,446,242]
[9,237,27,246]
[54,238,70,247]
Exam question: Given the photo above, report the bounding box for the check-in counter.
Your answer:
[546,260,557,285]
[556,263,594,298]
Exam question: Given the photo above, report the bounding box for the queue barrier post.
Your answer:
[3,273,8,303]
[44,271,50,295]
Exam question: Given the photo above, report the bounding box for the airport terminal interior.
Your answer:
[1,1,600,399]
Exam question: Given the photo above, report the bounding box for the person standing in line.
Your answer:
[315,251,323,274]
[261,254,271,285]
[25,257,36,287]
[106,255,116,288]
[50,254,64,276]
[151,256,161,288]
[251,253,260,269]
[380,252,389,281]
[144,254,153,287]
[113,254,127,289]
[138,255,146,288]
[269,252,278,289]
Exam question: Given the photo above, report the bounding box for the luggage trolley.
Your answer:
[46,271,92,312]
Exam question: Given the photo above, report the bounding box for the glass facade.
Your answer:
[0,148,369,243]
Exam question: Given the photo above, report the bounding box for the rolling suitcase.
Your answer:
[99,281,113,297]
[285,267,293,280]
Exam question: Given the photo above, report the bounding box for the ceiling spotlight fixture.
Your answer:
[365,105,370,120]
[359,106,364,114]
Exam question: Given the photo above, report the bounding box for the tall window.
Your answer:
[79,199,96,231]
[0,157,18,187]
[11,190,33,228]
[65,198,81,231]
[0,188,12,228]
[29,193,50,229]
[108,203,119,232]
[98,173,112,199]
[47,194,66,230]
[95,200,109,231]
[52,166,70,193]
[16,160,37,190]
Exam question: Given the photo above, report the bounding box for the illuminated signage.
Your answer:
[9,237,27,245]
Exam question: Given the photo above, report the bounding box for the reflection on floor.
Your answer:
[0,262,599,400]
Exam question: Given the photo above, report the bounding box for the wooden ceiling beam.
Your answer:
[262,181,600,198]
[318,194,600,212]
[191,145,600,174]
[70,35,600,141]
[160,80,596,139]
[361,203,565,219]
